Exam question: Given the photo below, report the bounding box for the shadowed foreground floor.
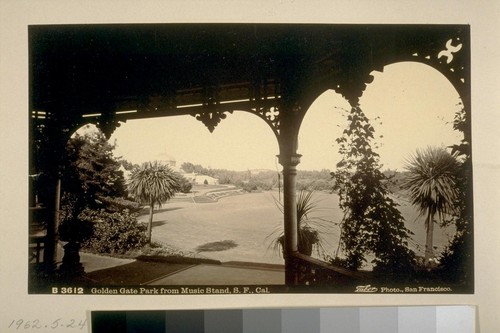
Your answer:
[147,263,285,286]
[83,256,284,286]
[84,260,195,285]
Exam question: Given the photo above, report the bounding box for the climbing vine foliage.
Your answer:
[332,106,414,277]
[439,105,473,285]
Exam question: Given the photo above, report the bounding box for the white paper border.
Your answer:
[1,1,498,332]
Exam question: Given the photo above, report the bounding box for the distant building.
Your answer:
[181,172,218,185]
[156,152,177,170]
[193,175,218,185]
[181,172,196,182]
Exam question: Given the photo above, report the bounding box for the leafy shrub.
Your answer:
[438,230,473,285]
[99,196,143,213]
[177,176,193,193]
[297,179,335,192]
[79,208,148,254]
[252,180,274,191]
[329,256,351,270]
[241,182,258,192]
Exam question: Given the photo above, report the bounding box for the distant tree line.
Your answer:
[180,162,335,192]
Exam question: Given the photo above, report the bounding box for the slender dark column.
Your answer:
[42,176,61,272]
[278,153,301,285]
[36,118,68,274]
[277,95,302,285]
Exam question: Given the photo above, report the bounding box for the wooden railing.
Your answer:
[290,252,371,286]
[29,207,47,264]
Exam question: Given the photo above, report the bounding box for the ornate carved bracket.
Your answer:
[333,73,375,107]
[253,105,281,136]
[190,110,233,133]
[190,99,283,136]
[411,36,467,96]
[330,28,468,107]
[438,39,463,64]
[96,114,124,139]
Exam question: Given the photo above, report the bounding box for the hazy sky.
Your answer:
[106,62,462,171]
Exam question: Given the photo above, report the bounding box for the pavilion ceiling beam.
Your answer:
[81,97,283,138]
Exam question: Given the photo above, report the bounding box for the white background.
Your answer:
[1,1,498,332]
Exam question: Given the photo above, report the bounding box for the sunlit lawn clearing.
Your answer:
[140,191,455,267]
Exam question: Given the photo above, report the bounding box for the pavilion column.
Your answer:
[37,118,68,274]
[278,153,301,285]
[276,84,304,285]
[42,175,61,272]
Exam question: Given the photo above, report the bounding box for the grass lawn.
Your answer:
[140,190,455,267]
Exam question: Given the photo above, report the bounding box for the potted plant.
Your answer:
[58,202,94,276]
[268,189,328,257]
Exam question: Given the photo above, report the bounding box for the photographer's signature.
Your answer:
[354,285,378,293]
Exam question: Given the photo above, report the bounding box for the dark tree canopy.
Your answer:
[439,105,473,286]
[58,129,139,246]
[62,129,126,208]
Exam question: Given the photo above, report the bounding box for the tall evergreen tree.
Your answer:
[58,129,144,268]
[60,130,127,242]
[63,130,126,209]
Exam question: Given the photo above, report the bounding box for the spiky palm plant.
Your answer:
[402,146,460,264]
[269,189,330,257]
[127,161,181,244]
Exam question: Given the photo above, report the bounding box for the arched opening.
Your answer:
[27,24,472,291]
[111,113,279,171]
[297,62,463,268]
[295,90,350,262]
[101,112,285,267]
[361,62,462,261]
[361,62,463,171]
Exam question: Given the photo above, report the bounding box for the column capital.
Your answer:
[277,154,302,167]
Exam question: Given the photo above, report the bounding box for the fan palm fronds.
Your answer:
[127,161,181,243]
[402,146,460,262]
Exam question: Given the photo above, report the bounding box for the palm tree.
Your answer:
[402,146,460,264]
[127,161,181,244]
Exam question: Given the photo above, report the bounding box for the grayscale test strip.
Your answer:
[91,306,475,333]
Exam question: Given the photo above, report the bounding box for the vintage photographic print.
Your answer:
[29,24,473,295]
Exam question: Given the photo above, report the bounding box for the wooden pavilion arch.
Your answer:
[29,24,470,286]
